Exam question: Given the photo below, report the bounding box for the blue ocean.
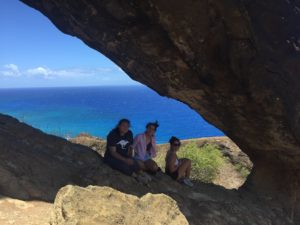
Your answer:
[0,86,223,143]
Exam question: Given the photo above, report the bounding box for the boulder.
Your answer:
[51,185,188,225]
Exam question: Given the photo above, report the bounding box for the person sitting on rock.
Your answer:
[103,119,141,176]
[165,136,193,187]
[133,121,160,175]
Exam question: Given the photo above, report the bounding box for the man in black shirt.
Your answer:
[104,119,140,175]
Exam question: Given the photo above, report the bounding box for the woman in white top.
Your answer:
[165,136,193,187]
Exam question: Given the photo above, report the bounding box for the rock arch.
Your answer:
[20,0,300,222]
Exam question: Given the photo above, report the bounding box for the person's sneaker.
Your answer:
[183,178,194,187]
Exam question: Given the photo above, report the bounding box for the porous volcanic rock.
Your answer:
[51,185,188,225]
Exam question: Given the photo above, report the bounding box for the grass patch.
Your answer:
[178,143,225,182]
[155,142,225,183]
[234,163,250,179]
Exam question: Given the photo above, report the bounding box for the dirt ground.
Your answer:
[0,195,52,225]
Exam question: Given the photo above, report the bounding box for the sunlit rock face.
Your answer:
[51,185,189,225]
[20,0,300,222]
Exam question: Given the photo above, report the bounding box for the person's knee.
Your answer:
[132,160,142,172]
[182,158,190,163]
[187,159,191,165]
[113,161,134,176]
[137,160,145,170]
[182,158,191,165]
[152,162,158,171]
[146,160,158,171]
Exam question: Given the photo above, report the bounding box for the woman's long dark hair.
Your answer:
[114,118,130,130]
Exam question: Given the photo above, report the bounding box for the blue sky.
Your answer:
[0,0,139,88]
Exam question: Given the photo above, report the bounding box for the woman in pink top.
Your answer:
[133,121,160,174]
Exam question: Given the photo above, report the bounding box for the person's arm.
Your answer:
[151,137,157,158]
[127,146,134,157]
[132,134,140,156]
[132,134,139,149]
[127,131,134,157]
[109,146,134,165]
[167,153,177,173]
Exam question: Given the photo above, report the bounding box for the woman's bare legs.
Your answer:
[176,158,192,180]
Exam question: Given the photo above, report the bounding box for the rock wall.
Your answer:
[18,0,300,223]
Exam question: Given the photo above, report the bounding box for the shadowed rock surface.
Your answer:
[6,0,300,222]
[0,113,294,224]
[20,1,300,221]
[0,114,101,201]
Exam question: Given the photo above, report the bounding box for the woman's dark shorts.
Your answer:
[104,155,140,176]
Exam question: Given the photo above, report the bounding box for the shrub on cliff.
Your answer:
[178,143,225,182]
[155,142,225,183]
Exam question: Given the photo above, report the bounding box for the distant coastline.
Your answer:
[68,132,228,145]
[0,84,143,90]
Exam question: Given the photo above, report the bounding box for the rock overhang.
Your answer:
[18,0,300,223]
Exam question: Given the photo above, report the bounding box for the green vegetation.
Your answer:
[178,143,225,182]
[155,142,226,183]
[154,151,167,171]
[234,163,251,179]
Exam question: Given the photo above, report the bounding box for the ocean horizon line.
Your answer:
[0,84,143,90]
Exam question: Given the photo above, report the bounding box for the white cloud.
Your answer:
[26,67,52,79]
[0,64,128,81]
[0,64,21,77]
[25,66,114,79]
